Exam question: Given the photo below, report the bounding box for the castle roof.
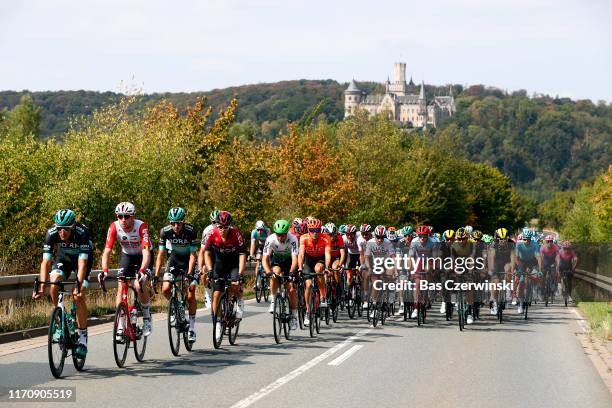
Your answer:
[345,79,361,93]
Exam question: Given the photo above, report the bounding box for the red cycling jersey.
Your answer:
[204,226,247,259]
[105,220,151,255]
[300,233,331,258]
[329,234,345,259]
[540,244,559,262]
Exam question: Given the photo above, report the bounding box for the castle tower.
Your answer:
[388,62,407,96]
[344,79,361,118]
[418,81,427,127]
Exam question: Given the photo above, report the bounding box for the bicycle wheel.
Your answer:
[133,301,147,362]
[308,291,316,338]
[282,295,290,340]
[372,302,379,327]
[347,282,356,319]
[457,292,465,332]
[314,290,321,334]
[48,307,67,378]
[71,329,86,372]
[332,298,339,323]
[524,281,530,320]
[356,286,363,317]
[255,273,262,303]
[273,293,283,344]
[228,300,240,345]
[563,274,569,307]
[212,294,226,349]
[380,303,387,326]
[263,276,270,302]
[168,298,181,356]
[182,301,193,352]
[113,303,129,368]
[297,285,306,330]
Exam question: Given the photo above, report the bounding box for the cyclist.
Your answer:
[203,211,247,343]
[250,220,271,266]
[326,222,346,301]
[33,209,93,357]
[101,202,153,337]
[154,207,199,343]
[451,227,476,324]
[396,226,414,313]
[438,229,455,315]
[290,218,304,242]
[358,223,373,304]
[364,225,397,319]
[198,210,220,306]
[298,218,332,326]
[487,228,516,315]
[343,224,361,283]
[263,220,299,330]
[409,225,440,319]
[557,241,577,303]
[471,230,488,312]
[540,234,559,299]
[514,229,542,314]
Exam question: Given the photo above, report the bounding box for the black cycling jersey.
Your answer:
[43,223,92,263]
[158,223,199,269]
[491,239,515,272]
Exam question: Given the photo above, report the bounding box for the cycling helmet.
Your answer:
[53,209,76,226]
[495,228,508,240]
[386,229,398,241]
[209,210,220,223]
[415,225,431,237]
[217,211,233,227]
[545,234,555,242]
[345,224,357,234]
[433,233,441,241]
[321,225,330,234]
[472,230,483,240]
[273,219,290,234]
[338,224,347,234]
[561,240,572,249]
[464,225,473,235]
[307,218,323,230]
[115,202,135,215]
[374,225,386,238]
[404,226,414,236]
[388,226,397,233]
[324,222,337,235]
[523,229,533,239]
[255,220,266,230]
[517,233,524,241]
[522,227,531,235]
[455,227,468,240]
[167,207,186,222]
[482,234,494,244]
[427,226,434,233]
[443,229,455,240]
[360,224,372,233]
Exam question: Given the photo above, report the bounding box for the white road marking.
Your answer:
[572,308,589,333]
[328,345,363,366]
[230,328,371,408]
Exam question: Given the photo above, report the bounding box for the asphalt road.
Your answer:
[0,298,610,408]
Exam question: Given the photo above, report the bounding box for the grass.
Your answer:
[0,276,256,334]
[576,301,612,342]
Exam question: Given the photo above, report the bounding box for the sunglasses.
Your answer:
[309,228,321,233]
[57,226,73,231]
[117,214,132,220]
[170,221,183,226]
[218,225,229,230]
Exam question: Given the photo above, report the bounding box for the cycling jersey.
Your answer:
[558,249,576,271]
[357,234,369,254]
[343,235,360,255]
[158,223,198,270]
[300,233,331,258]
[409,238,439,259]
[205,227,247,261]
[329,234,345,259]
[515,241,540,263]
[200,224,216,248]
[490,240,515,272]
[451,241,475,258]
[251,228,271,248]
[105,220,151,255]
[289,227,302,243]
[43,223,92,262]
[540,244,559,266]
[263,233,299,261]
[365,238,395,259]
[43,223,93,281]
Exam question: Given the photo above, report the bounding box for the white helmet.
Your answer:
[255,220,266,230]
[464,225,473,234]
[115,202,136,215]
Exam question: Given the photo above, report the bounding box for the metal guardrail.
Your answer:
[574,269,612,294]
[0,265,258,301]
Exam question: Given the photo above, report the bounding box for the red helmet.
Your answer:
[415,225,431,236]
[360,224,372,233]
[345,224,357,234]
[307,218,322,230]
[217,211,233,227]
[545,234,555,241]
[374,225,386,238]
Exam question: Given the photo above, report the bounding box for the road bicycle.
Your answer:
[154,272,197,356]
[254,259,270,303]
[344,267,362,319]
[100,275,147,368]
[542,264,557,307]
[34,279,86,378]
[303,271,323,337]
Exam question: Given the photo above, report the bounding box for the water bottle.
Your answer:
[67,305,76,334]
[130,308,137,323]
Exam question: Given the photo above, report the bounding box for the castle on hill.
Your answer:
[344,62,456,128]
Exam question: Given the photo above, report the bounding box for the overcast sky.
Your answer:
[1,0,610,101]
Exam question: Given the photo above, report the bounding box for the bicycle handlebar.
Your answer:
[33,277,81,295]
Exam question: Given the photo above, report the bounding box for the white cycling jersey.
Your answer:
[365,238,396,259]
[343,235,360,255]
[200,224,215,248]
[263,233,298,260]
